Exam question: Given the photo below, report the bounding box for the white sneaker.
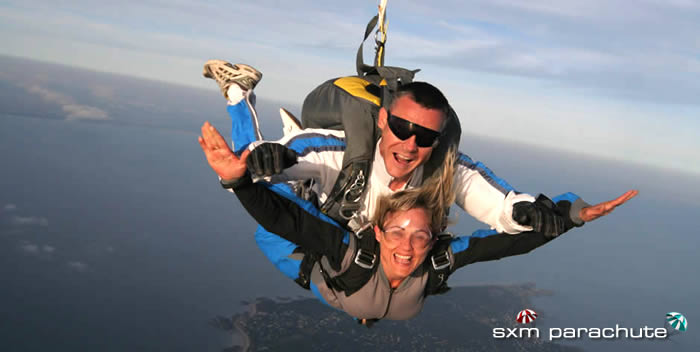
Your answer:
[202,60,262,98]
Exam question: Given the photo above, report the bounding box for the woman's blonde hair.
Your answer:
[371,147,458,235]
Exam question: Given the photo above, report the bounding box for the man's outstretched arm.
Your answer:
[452,151,637,235]
[448,190,638,271]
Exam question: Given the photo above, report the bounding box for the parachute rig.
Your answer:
[297,0,462,228]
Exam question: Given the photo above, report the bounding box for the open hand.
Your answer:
[579,190,638,222]
[198,121,249,180]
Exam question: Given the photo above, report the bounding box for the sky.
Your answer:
[1,0,699,173]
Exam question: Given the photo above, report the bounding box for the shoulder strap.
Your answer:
[424,232,455,296]
[320,226,379,297]
[356,15,381,77]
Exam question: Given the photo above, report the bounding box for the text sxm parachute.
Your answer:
[299,2,462,227]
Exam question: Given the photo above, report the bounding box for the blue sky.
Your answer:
[2,0,699,173]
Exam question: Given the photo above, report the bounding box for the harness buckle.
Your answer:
[354,248,376,269]
[339,202,361,220]
[338,169,366,220]
[343,169,365,203]
[436,231,454,241]
[347,214,371,237]
[431,250,451,271]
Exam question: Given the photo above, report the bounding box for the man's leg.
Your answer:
[253,182,334,307]
[252,182,321,282]
[204,60,333,306]
[226,88,262,155]
[254,223,300,281]
[203,60,300,274]
[203,60,263,154]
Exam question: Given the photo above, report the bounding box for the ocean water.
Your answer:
[0,114,304,351]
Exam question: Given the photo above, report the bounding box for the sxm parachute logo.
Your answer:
[516,309,538,324]
[496,308,673,340]
[665,312,688,332]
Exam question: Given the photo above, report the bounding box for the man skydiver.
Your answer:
[200,59,637,286]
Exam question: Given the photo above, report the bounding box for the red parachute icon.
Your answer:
[516,309,538,324]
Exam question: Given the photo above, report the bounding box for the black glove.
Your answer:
[246,143,298,177]
[512,195,565,238]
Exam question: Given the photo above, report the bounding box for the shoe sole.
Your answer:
[202,60,262,91]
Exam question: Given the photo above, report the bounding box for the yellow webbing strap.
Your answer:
[333,77,381,106]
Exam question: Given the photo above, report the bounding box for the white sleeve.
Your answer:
[246,128,345,195]
[453,153,535,234]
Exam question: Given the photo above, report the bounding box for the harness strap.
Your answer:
[356,15,380,76]
[293,247,318,290]
[320,67,418,224]
[320,160,372,224]
[425,232,455,296]
[321,226,378,297]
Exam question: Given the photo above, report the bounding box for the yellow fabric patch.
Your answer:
[333,77,380,106]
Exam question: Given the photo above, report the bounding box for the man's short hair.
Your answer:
[392,82,450,120]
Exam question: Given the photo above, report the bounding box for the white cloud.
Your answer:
[24,84,110,121]
[1,0,699,172]
[4,0,700,106]
[485,0,611,19]
[19,242,39,254]
[377,0,700,106]
[17,240,56,258]
[63,104,110,121]
[12,216,49,227]
[67,261,89,273]
[3,204,17,211]
[26,85,72,105]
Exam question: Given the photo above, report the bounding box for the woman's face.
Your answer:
[375,207,434,284]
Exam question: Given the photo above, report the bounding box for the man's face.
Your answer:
[377,95,445,183]
[374,207,434,283]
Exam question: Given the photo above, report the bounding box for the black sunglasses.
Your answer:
[386,111,442,148]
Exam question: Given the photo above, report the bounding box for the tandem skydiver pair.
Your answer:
[197,57,637,324]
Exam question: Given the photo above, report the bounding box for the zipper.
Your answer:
[380,287,395,319]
